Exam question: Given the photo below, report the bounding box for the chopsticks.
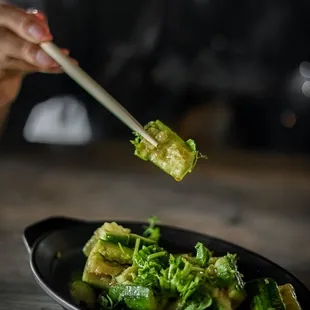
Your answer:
[40,42,158,147]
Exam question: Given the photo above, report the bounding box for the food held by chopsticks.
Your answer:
[131,120,207,181]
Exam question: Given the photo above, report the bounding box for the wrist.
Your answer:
[0,73,23,132]
[0,72,23,106]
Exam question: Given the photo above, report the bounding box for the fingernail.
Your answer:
[35,12,46,21]
[36,50,55,66]
[61,49,70,55]
[27,24,51,41]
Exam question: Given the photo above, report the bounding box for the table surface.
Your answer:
[0,143,310,309]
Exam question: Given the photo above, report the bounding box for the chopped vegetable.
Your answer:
[69,281,96,308]
[91,239,133,265]
[84,221,156,250]
[246,278,286,310]
[84,252,126,277]
[83,234,99,257]
[82,271,111,290]
[194,242,211,268]
[116,266,138,285]
[131,120,206,181]
[109,285,158,310]
[69,218,302,310]
[280,284,302,310]
[143,216,160,242]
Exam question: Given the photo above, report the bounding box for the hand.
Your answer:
[0,4,72,107]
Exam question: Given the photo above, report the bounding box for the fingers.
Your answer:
[26,9,47,22]
[0,4,79,77]
[3,51,77,75]
[4,58,63,74]
[0,27,57,68]
[0,4,52,43]
[0,28,74,73]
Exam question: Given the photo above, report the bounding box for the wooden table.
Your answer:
[0,143,310,309]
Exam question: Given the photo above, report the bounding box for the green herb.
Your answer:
[133,245,169,289]
[98,294,118,309]
[143,216,160,242]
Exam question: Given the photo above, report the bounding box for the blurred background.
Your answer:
[0,0,310,304]
[2,0,310,152]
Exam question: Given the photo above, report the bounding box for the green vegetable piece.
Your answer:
[102,232,156,248]
[143,216,160,242]
[109,285,157,310]
[84,252,125,277]
[101,222,132,235]
[158,255,210,307]
[246,278,286,310]
[100,222,155,247]
[213,254,246,308]
[91,239,133,265]
[82,271,111,289]
[84,221,155,250]
[116,265,138,284]
[133,245,169,288]
[98,294,116,309]
[215,254,244,288]
[279,284,302,310]
[183,294,213,310]
[194,242,211,268]
[131,120,206,181]
[83,222,130,257]
[210,288,232,310]
[97,222,132,245]
[227,285,247,308]
[83,234,99,257]
[69,281,96,308]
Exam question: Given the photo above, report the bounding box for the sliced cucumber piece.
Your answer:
[91,239,133,265]
[84,252,125,277]
[100,231,156,247]
[69,281,96,308]
[109,285,157,310]
[246,278,285,310]
[116,266,138,284]
[83,222,131,256]
[82,271,111,290]
[83,234,99,257]
[279,284,302,310]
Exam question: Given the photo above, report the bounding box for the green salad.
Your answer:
[131,120,206,181]
[70,217,302,310]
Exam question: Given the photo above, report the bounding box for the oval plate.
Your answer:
[23,217,310,309]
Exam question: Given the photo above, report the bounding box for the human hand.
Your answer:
[0,4,73,107]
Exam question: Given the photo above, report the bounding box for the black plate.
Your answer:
[23,216,310,309]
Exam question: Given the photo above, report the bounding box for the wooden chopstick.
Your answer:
[40,42,158,147]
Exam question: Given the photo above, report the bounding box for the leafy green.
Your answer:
[183,292,213,310]
[158,255,213,308]
[133,245,169,289]
[132,244,214,309]
[194,242,211,268]
[215,253,245,289]
[143,216,160,242]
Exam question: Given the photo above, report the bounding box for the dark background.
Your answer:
[1,0,310,154]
